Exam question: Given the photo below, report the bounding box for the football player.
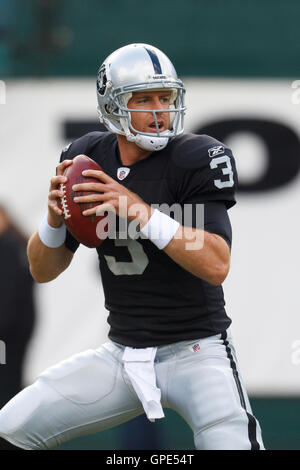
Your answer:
[0,44,264,450]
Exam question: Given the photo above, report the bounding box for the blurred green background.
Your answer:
[1,0,300,450]
[0,0,299,78]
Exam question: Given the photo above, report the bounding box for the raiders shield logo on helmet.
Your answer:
[97,65,107,96]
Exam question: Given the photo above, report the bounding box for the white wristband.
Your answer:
[38,212,66,248]
[140,209,180,250]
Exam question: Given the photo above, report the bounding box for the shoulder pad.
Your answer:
[60,131,111,162]
[169,134,238,208]
[171,133,228,170]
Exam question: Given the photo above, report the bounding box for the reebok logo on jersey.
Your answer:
[117,167,130,180]
[208,146,225,158]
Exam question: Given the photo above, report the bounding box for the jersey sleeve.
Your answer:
[59,131,101,163]
[203,201,232,249]
[172,134,238,208]
[169,134,237,243]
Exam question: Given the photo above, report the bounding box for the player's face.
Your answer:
[127,90,172,134]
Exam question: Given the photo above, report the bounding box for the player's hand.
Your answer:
[47,160,73,228]
[72,169,154,227]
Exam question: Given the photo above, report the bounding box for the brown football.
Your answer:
[58,154,108,248]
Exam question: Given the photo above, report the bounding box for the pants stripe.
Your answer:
[221,331,260,450]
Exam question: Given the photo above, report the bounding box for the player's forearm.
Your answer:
[27,231,73,283]
[136,204,230,285]
[163,227,230,285]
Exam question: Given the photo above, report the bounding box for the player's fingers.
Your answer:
[83,201,115,216]
[82,169,114,183]
[48,188,65,201]
[73,192,114,203]
[50,175,67,190]
[72,182,108,192]
[48,200,63,216]
[56,159,73,176]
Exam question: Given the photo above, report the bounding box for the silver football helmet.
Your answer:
[96,43,186,151]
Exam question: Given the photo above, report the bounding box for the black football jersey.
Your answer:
[60,132,238,347]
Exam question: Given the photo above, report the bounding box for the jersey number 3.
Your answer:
[104,238,149,275]
[210,155,234,189]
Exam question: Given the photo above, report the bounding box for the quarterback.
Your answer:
[0,44,264,450]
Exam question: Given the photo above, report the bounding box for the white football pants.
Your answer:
[0,329,264,450]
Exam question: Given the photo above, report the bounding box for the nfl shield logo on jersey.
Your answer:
[189,343,200,353]
[117,167,130,180]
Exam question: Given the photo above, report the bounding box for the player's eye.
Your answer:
[137,97,148,103]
